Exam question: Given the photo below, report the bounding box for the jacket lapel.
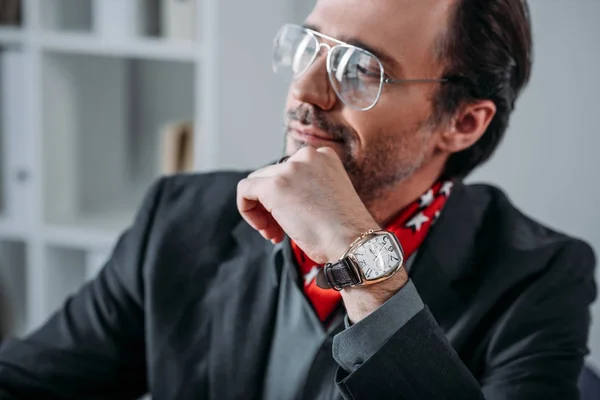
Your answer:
[410,181,490,331]
[206,219,280,400]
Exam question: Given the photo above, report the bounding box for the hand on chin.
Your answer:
[236,146,378,264]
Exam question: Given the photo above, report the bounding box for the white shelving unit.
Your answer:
[0,0,291,338]
[40,33,199,61]
[0,27,23,45]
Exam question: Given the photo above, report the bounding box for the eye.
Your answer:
[356,64,381,79]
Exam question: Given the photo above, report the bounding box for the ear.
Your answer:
[437,100,497,154]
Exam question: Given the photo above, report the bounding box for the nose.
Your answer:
[289,48,337,111]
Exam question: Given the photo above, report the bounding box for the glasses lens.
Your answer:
[328,46,384,110]
[273,25,318,79]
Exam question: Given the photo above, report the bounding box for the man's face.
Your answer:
[284,0,454,205]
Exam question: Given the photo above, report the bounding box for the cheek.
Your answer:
[346,91,434,143]
[377,86,435,124]
[341,106,407,153]
[342,108,385,140]
[344,103,435,162]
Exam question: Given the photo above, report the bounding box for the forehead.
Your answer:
[306,0,454,76]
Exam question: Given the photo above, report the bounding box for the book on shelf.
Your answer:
[161,0,196,41]
[0,0,21,26]
[161,121,195,175]
[93,0,148,38]
[92,0,196,40]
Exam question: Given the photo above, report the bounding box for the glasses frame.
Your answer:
[274,24,452,111]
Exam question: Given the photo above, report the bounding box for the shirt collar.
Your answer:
[270,237,291,286]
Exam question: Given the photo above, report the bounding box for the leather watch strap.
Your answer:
[316,258,361,290]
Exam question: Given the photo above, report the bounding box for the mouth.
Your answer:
[288,122,344,145]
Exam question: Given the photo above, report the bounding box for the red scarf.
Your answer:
[291,180,454,322]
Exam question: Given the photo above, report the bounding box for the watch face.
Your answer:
[353,233,403,280]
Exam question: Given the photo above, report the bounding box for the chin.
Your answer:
[286,137,344,157]
[285,137,306,155]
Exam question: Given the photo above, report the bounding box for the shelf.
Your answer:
[0,240,27,337]
[44,246,87,316]
[39,33,200,62]
[0,220,29,242]
[1,47,35,232]
[40,0,93,33]
[44,225,121,251]
[0,27,23,46]
[44,208,134,250]
[0,0,294,355]
[41,52,194,242]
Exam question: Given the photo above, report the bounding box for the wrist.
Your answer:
[326,222,381,262]
[341,267,409,323]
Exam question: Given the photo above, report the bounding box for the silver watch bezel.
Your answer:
[342,230,405,286]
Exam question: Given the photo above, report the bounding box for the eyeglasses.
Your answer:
[272,24,453,111]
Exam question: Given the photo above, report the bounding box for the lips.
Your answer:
[288,122,343,143]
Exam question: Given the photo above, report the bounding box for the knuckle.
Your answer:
[306,150,320,163]
[237,179,246,191]
[319,146,334,154]
[298,146,317,159]
[284,160,301,175]
[272,174,289,188]
[317,147,337,162]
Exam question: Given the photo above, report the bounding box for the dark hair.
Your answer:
[434,0,533,179]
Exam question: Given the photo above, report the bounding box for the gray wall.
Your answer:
[468,0,600,369]
[290,0,600,369]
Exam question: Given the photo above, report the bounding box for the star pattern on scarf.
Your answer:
[440,181,454,197]
[406,211,430,232]
[419,189,435,208]
[303,265,320,286]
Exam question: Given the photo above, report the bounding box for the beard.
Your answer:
[285,104,430,207]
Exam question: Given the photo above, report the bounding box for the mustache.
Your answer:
[285,105,354,143]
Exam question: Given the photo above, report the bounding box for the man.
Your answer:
[0,0,596,398]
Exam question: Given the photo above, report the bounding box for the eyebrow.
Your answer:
[302,23,403,75]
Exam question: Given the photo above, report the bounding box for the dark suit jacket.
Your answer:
[0,172,596,399]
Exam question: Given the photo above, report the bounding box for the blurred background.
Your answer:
[0,0,598,381]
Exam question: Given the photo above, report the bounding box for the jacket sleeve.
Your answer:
[333,240,597,400]
[0,178,166,399]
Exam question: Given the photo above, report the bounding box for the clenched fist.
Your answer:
[237,146,379,264]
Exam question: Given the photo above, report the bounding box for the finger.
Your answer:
[237,178,273,231]
[260,221,285,242]
[291,146,319,162]
[237,176,289,241]
[316,146,344,166]
[237,177,269,211]
[314,146,352,184]
[248,161,295,179]
[267,230,286,244]
[270,233,286,245]
[237,177,289,240]
[316,146,338,158]
[291,146,342,168]
[255,204,284,238]
[241,200,285,242]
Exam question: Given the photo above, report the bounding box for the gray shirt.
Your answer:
[263,239,424,399]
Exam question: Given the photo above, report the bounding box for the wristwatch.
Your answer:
[316,229,405,291]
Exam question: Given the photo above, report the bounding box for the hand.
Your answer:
[237,146,378,264]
